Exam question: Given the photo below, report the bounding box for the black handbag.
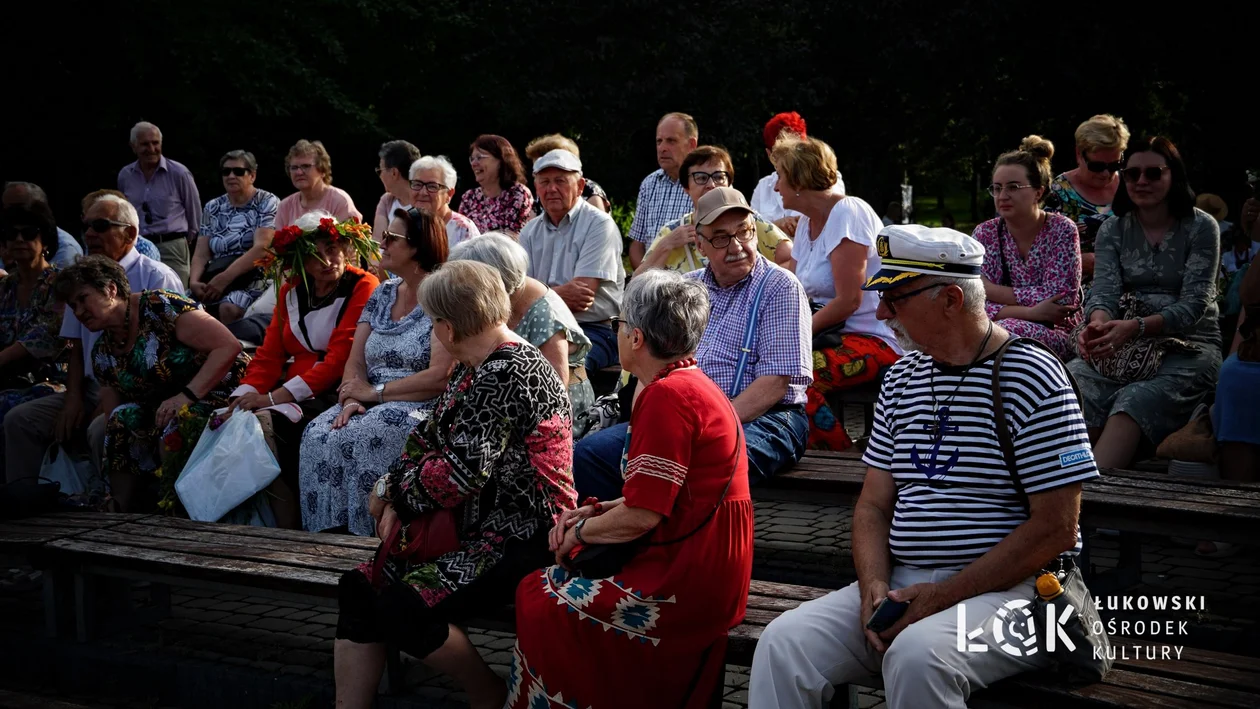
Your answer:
[202,254,263,295]
[810,301,847,349]
[0,476,63,520]
[992,337,1112,684]
[568,402,743,579]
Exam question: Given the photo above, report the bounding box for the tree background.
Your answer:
[8,0,1259,232]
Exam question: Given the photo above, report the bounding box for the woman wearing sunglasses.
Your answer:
[1047,114,1131,280]
[222,210,379,527]
[1068,136,1221,469]
[189,151,281,325]
[0,201,70,451]
[971,136,1082,360]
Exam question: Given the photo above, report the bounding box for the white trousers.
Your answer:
[749,566,1051,709]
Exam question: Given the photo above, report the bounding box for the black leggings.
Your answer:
[336,533,549,658]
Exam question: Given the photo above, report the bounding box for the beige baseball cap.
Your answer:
[695,187,754,226]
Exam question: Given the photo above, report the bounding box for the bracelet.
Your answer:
[181,386,199,401]
[268,391,276,407]
[574,518,588,545]
[1133,317,1146,339]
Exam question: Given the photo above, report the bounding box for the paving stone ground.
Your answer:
[2,408,1256,708]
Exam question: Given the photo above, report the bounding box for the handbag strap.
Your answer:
[996,219,1013,288]
[645,398,743,548]
[991,336,1083,515]
[730,270,772,398]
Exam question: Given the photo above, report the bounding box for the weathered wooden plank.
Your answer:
[101,522,375,563]
[1113,657,1260,693]
[1098,668,1258,708]
[127,515,380,551]
[70,528,366,574]
[1099,468,1260,493]
[0,689,93,709]
[749,579,833,602]
[983,677,1219,708]
[41,538,343,598]
[1111,638,1260,673]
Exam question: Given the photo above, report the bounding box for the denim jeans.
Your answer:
[579,322,619,372]
[573,406,808,501]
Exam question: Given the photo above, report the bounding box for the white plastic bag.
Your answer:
[174,410,281,522]
[39,446,93,496]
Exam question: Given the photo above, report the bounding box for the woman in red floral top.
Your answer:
[458,135,534,235]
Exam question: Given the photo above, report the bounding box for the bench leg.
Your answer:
[42,568,72,639]
[383,644,405,695]
[828,683,858,708]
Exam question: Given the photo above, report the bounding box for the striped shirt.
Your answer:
[628,169,692,245]
[862,341,1098,569]
[685,256,812,404]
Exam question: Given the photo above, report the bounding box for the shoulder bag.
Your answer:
[356,451,462,589]
[991,337,1112,684]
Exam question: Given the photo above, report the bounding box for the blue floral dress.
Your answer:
[298,278,438,535]
[199,189,280,311]
[0,268,68,421]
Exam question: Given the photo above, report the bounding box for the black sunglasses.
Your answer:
[1082,153,1124,174]
[1,225,42,242]
[221,167,250,177]
[879,281,943,315]
[83,218,131,234]
[1122,166,1169,183]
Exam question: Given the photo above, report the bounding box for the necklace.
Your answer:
[102,296,133,356]
[307,281,338,309]
[652,357,697,383]
[925,321,994,436]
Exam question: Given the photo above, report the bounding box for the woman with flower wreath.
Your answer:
[298,206,454,536]
[54,255,249,512]
[223,210,379,527]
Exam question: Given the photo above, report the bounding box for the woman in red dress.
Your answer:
[511,269,754,708]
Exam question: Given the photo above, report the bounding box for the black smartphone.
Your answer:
[865,597,910,632]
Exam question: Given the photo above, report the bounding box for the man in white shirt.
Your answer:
[519,150,625,371]
[750,111,844,236]
[3,194,183,482]
[627,112,698,270]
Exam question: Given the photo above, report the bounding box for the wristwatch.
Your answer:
[374,382,386,404]
[373,475,390,501]
[574,517,588,544]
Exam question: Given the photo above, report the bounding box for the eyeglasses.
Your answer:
[698,225,756,249]
[469,153,493,164]
[879,282,943,315]
[987,183,1034,197]
[288,163,315,174]
[409,180,448,194]
[611,316,625,335]
[689,171,731,187]
[221,167,250,177]
[1,226,42,242]
[1122,166,1169,183]
[381,230,406,244]
[83,218,131,234]
[141,201,153,225]
[1083,153,1124,174]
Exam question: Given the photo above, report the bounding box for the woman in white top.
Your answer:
[773,134,903,450]
[409,155,480,251]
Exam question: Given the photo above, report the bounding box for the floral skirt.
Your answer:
[805,334,901,450]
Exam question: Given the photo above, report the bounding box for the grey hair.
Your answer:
[3,181,49,204]
[93,193,140,230]
[449,232,528,294]
[410,155,458,190]
[926,277,987,316]
[220,150,258,172]
[622,269,710,360]
[293,209,336,232]
[129,121,162,144]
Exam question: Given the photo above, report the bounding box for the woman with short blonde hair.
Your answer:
[772,134,902,451]
[1047,114,1131,279]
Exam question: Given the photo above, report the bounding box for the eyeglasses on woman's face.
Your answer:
[469,152,494,165]
[288,162,315,174]
[1082,152,1124,174]
[1,225,42,242]
[1122,165,1169,184]
[987,183,1035,198]
[409,180,448,194]
[689,170,731,187]
[221,166,250,177]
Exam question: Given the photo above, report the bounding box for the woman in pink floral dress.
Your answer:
[458,135,534,235]
[974,136,1084,360]
[333,261,575,709]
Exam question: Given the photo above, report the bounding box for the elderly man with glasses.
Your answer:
[4,193,183,484]
[117,121,201,287]
[750,224,1099,709]
[574,187,812,498]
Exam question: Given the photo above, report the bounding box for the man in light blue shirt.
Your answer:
[3,194,183,482]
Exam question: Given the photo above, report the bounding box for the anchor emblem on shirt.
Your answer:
[911,407,960,479]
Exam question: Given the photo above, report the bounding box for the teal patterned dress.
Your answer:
[0,268,69,419]
[514,288,594,438]
[1066,209,1222,444]
[93,291,248,485]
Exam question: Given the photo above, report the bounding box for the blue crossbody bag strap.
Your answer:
[729,272,772,398]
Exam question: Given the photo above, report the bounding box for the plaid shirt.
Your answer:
[628,169,692,245]
[685,256,812,405]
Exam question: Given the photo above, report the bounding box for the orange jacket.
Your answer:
[239,266,379,400]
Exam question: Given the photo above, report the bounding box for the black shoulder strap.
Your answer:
[991,337,1083,514]
[646,398,743,547]
[996,219,1013,287]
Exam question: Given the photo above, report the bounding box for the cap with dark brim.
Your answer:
[862,259,983,291]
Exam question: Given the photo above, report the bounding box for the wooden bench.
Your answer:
[6,513,1259,707]
[0,689,93,709]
